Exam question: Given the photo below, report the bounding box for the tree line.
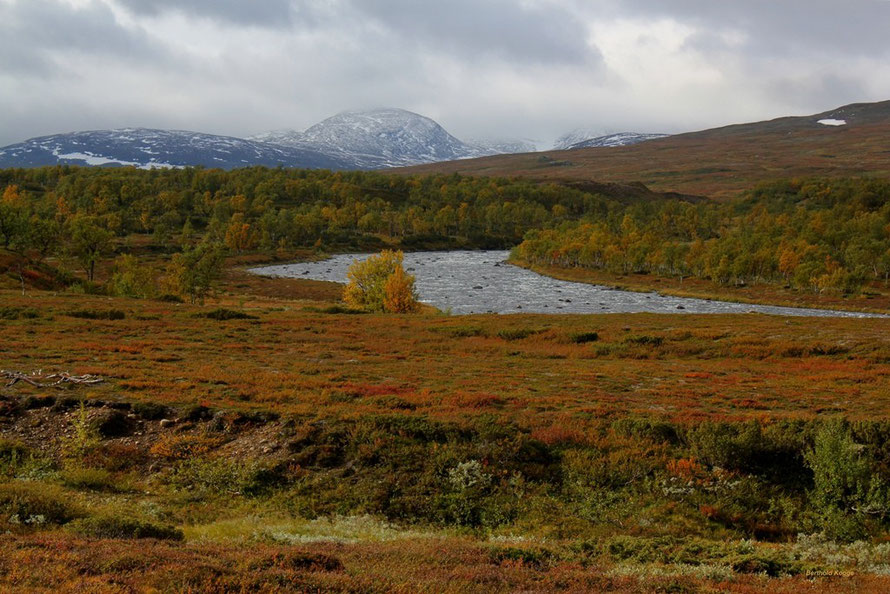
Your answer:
[513,178,890,294]
[1,166,888,298]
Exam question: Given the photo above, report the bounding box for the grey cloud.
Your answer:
[349,0,600,66]
[617,0,890,57]
[113,0,296,28]
[764,73,869,111]
[0,0,169,77]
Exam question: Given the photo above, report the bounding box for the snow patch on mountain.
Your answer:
[464,137,539,156]
[553,129,668,150]
[552,128,610,150]
[0,128,351,170]
[567,132,669,149]
[817,119,847,126]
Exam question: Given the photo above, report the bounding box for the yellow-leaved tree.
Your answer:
[344,250,419,313]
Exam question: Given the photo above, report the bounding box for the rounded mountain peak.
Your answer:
[300,108,469,165]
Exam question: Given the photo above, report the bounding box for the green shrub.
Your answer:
[624,334,664,347]
[67,515,183,540]
[196,308,257,321]
[21,395,56,409]
[0,482,80,526]
[304,305,365,314]
[0,306,38,319]
[164,456,283,496]
[805,420,889,540]
[569,331,599,344]
[89,409,133,438]
[60,468,120,492]
[0,439,30,477]
[687,420,810,485]
[132,401,170,420]
[611,417,679,444]
[497,328,541,341]
[446,325,485,337]
[65,308,126,320]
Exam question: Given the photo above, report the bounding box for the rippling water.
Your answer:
[250,250,884,318]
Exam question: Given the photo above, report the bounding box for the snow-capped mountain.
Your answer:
[249,109,540,168]
[567,132,669,149]
[553,129,668,150]
[552,128,609,151]
[250,108,475,169]
[0,128,351,170]
[0,109,540,171]
[464,137,539,156]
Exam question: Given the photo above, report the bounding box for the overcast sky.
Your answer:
[2,0,889,147]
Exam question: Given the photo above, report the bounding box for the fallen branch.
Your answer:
[1,370,104,389]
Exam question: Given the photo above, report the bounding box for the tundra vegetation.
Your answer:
[0,165,890,591]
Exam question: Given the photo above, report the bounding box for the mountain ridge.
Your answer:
[0,108,540,171]
[389,100,890,200]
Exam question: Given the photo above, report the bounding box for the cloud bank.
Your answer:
[1,0,889,147]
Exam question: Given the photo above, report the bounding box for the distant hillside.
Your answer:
[392,100,890,200]
[0,129,351,170]
[566,132,669,150]
[553,130,667,150]
[0,109,534,171]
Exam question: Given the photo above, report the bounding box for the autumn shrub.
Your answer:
[150,432,226,460]
[82,442,147,472]
[249,550,344,572]
[383,265,420,313]
[67,515,183,540]
[343,250,418,313]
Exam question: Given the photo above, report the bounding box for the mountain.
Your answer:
[0,128,351,170]
[464,137,539,155]
[566,132,669,149]
[552,128,608,150]
[0,108,537,171]
[390,100,890,200]
[250,108,505,169]
[553,129,668,150]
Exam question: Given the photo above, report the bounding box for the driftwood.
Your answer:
[1,370,104,389]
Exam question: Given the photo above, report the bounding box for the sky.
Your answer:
[1,0,890,148]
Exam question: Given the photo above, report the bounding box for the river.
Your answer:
[249,250,884,318]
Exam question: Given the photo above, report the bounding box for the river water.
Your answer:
[250,250,884,318]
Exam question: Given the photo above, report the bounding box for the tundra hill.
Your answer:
[392,100,890,200]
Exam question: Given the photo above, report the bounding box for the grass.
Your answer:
[2,266,890,591]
